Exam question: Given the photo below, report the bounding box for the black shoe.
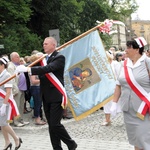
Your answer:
[69,142,77,150]
[100,107,104,110]
[3,143,12,150]
[62,116,73,119]
[24,108,32,114]
[15,138,22,150]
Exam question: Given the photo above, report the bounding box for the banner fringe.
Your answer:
[68,95,114,121]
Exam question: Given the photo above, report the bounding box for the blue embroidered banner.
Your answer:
[60,30,116,120]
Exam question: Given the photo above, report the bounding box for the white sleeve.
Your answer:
[4,83,13,88]
[116,80,121,85]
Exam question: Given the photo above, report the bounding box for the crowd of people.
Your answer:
[0,36,150,150]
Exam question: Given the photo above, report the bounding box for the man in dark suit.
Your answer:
[16,37,77,150]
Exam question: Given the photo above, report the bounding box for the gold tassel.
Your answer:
[136,112,145,120]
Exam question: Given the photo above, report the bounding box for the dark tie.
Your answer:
[46,55,49,61]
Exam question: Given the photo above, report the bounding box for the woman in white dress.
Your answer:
[0,56,22,150]
[101,50,122,126]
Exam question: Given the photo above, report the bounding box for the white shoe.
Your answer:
[14,123,25,127]
[21,121,30,125]
[101,121,111,126]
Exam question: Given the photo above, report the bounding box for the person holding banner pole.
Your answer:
[110,37,150,150]
[15,37,77,150]
[0,57,22,150]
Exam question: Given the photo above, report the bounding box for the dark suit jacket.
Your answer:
[31,51,65,103]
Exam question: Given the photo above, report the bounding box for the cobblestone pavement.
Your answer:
[0,109,134,150]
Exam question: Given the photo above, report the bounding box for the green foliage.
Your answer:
[0,0,32,24]
[0,0,138,56]
[108,0,138,21]
[1,24,42,56]
[78,0,110,32]
[27,0,61,38]
[76,0,113,47]
[59,0,83,43]
[0,0,42,57]
[100,33,113,50]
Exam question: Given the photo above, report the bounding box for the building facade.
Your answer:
[111,24,126,51]
[132,20,150,49]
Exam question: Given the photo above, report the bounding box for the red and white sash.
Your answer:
[40,58,67,109]
[124,59,150,120]
[0,89,20,123]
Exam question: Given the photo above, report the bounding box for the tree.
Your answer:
[0,0,138,56]
[108,0,138,21]
[77,0,113,47]
[58,0,83,44]
[28,0,138,47]
[0,0,42,56]
[28,0,82,44]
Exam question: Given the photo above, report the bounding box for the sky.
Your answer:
[131,0,150,20]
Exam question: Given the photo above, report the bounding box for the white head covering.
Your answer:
[134,37,147,48]
[106,51,114,60]
[0,56,10,64]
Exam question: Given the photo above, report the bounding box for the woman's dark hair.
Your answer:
[0,57,9,68]
[0,60,8,68]
[115,53,123,62]
[126,40,144,55]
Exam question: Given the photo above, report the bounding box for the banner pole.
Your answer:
[56,24,102,51]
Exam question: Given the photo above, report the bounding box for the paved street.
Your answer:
[0,109,133,150]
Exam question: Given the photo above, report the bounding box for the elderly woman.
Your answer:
[111,37,150,150]
[0,57,22,150]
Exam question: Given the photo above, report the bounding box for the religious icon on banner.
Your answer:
[69,58,101,93]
